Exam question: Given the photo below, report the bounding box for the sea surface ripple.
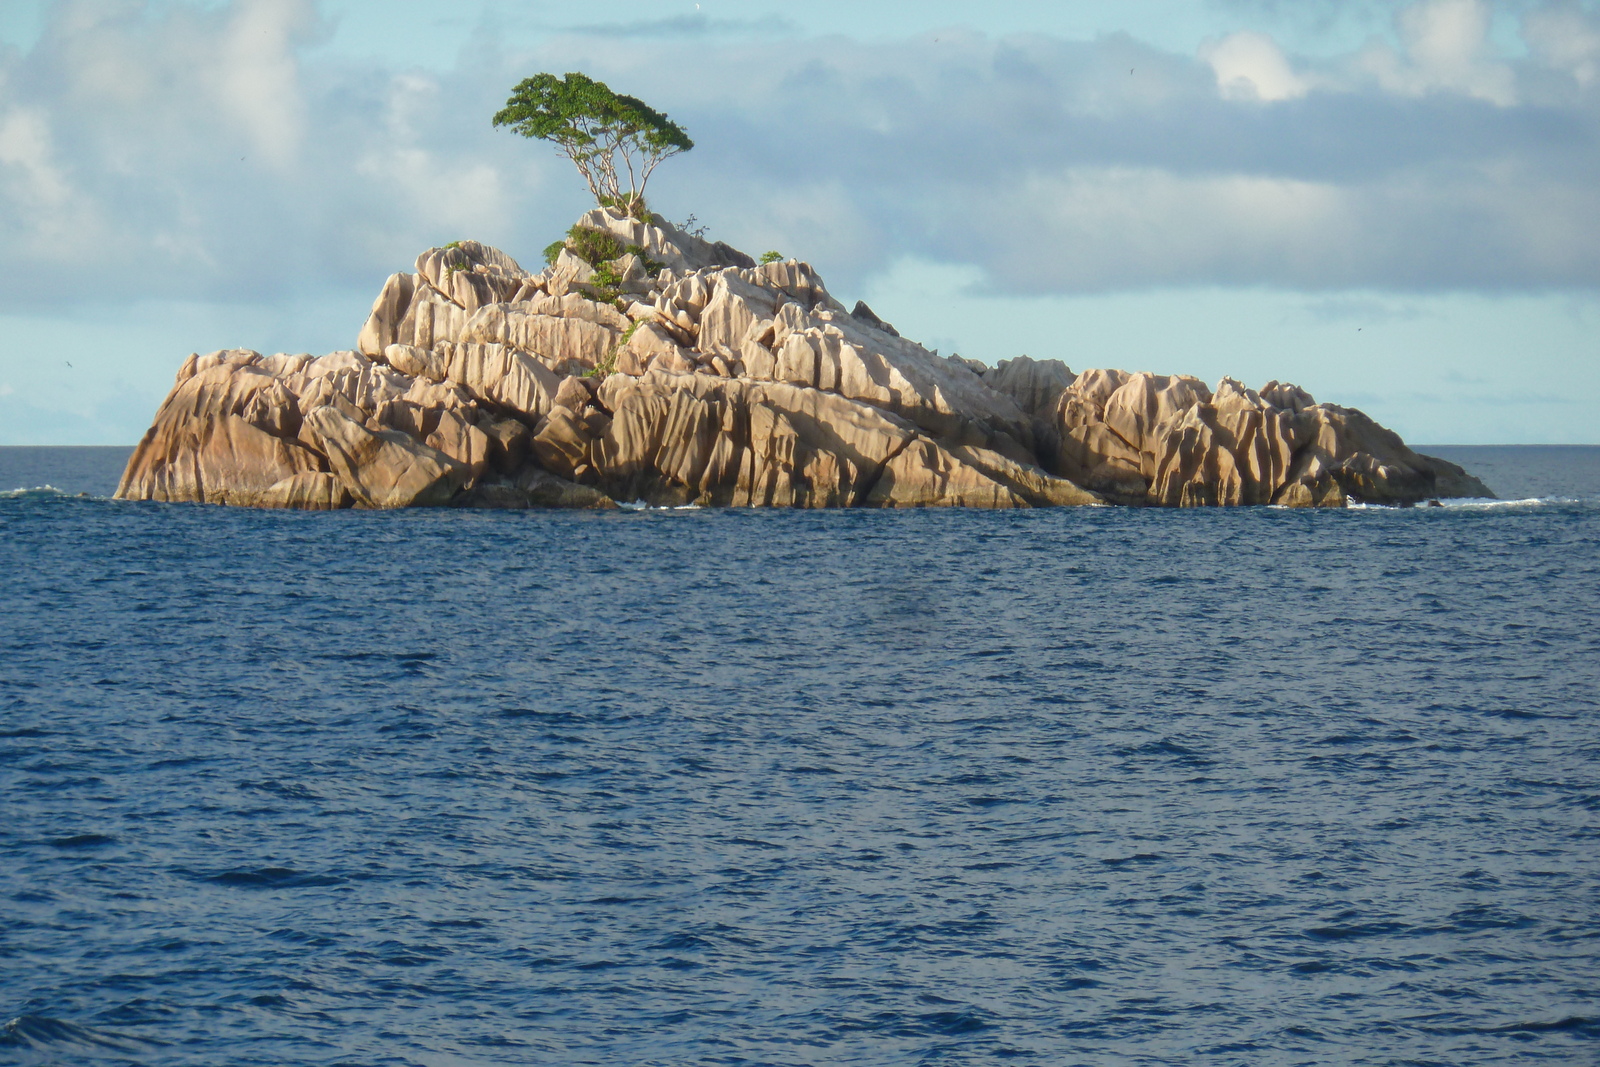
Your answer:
[2,447,1598,1065]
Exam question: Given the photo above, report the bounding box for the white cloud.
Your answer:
[971,168,1346,291]
[213,0,315,168]
[0,105,68,208]
[0,0,1594,316]
[1355,0,1517,105]
[1202,31,1308,101]
[0,97,110,261]
[1523,2,1600,87]
[349,73,519,242]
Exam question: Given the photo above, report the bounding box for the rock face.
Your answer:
[117,212,1490,510]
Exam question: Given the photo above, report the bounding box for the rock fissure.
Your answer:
[115,209,1491,510]
[853,429,919,508]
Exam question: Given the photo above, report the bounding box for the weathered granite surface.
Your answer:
[117,214,1490,509]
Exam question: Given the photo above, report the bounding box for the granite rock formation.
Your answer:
[117,213,1490,509]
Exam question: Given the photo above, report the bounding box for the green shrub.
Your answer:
[566,224,625,266]
[582,261,624,303]
[548,227,664,289]
[439,245,471,279]
[544,224,629,270]
[598,194,652,220]
[760,250,782,265]
[583,320,645,379]
[625,243,666,275]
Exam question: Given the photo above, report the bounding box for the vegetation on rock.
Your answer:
[542,222,667,303]
[585,321,645,380]
[552,224,624,267]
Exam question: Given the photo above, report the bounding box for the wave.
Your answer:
[0,485,101,501]
[0,1015,161,1055]
[1345,495,1598,511]
[1434,495,1595,510]
[616,499,703,511]
[6,485,1593,512]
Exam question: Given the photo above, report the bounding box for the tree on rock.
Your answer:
[493,72,693,219]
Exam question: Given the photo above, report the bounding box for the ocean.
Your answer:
[2,445,1597,1065]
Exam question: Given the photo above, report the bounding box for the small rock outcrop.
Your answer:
[116,213,1490,509]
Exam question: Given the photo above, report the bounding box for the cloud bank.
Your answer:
[0,0,1597,312]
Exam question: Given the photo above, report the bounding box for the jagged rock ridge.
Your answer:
[116,211,1489,509]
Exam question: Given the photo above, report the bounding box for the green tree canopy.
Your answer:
[493,72,693,218]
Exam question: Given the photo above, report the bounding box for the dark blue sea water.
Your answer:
[3,446,1598,1066]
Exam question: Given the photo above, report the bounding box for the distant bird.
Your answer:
[65,361,72,367]
[1130,68,1135,75]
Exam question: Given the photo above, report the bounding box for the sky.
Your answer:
[0,0,1596,445]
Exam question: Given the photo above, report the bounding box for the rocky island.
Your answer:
[115,208,1490,510]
